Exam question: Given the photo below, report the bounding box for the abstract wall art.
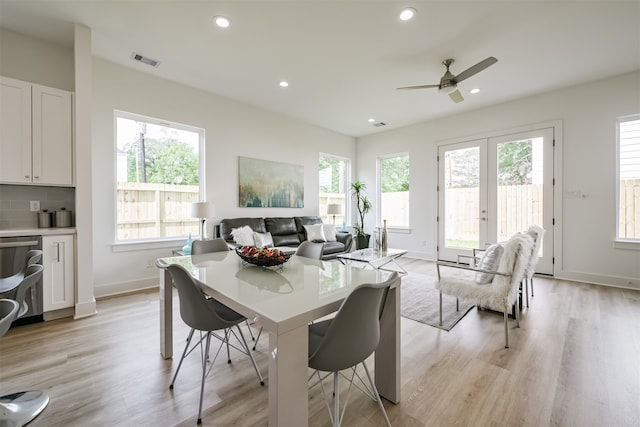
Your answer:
[238,156,304,208]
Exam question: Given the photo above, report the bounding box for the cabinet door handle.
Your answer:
[25,175,30,179]
[55,242,60,262]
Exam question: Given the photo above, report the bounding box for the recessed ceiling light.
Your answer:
[213,16,231,28]
[399,7,416,21]
[368,118,375,123]
[279,81,289,88]
[470,88,481,94]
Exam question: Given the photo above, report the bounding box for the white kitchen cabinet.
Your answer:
[42,234,75,312]
[0,76,73,186]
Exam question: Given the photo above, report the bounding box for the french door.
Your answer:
[437,127,554,275]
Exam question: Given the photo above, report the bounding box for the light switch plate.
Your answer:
[30,200,40,212]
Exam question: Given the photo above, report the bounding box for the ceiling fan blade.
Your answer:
[449,89,464,103]
[453,56,498,83]
[396,84,440,90]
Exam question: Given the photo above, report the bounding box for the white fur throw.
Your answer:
[436,232,534,309]
[230,225,254,246]
[524,225,545,279]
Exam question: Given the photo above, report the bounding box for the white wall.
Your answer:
[0,28,74,91]
[91,58,355,296]
[356,71,640,289]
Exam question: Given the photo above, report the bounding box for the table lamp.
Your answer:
[327,204,342,225]
[191,202,215,240]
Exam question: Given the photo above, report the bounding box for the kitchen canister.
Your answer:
[37,210,53,228]
[54,208,73,228]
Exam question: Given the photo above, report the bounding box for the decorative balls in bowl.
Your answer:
[235,246,293,268]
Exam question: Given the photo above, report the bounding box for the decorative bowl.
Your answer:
[235,246,293,268]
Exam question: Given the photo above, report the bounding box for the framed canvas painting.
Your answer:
[238,156,304,208]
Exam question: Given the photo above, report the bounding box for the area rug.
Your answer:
[401,272,475,331]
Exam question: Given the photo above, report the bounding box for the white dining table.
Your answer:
[158,250,401,426]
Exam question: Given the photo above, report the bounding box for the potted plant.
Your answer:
[351,181,372,249]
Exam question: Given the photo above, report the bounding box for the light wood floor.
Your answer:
[1,258,639,427]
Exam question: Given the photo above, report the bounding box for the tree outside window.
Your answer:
[380,154,410,227]
[115,111,203,241]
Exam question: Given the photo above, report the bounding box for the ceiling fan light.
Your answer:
[439,84,457,94]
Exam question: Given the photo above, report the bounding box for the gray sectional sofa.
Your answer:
[217,216,353,260]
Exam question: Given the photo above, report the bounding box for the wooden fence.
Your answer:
[117,182,200,240]
[445,184,543,240]
[620,178,640,239]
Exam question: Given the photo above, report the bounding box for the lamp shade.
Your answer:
[327,204,343,215]
[191,202,215,218]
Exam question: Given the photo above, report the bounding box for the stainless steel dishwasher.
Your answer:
[0,235,43,325]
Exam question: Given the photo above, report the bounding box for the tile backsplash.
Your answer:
[0,185,75,229]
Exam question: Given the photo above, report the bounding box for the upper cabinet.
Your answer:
[0,76,73,186]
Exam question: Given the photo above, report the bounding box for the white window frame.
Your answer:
[377,152,410,231]
[113,110,205,249]
[319,153,351,228]
[615,114,640,247]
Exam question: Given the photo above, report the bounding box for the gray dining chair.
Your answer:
[191,238,229,255]
[308,272,397,427]
[296,240,324,260]
[165,264,264,425]
[0,298,50,427]
[252,241,324,350]
[10,264,44,319]
[189,238,255,341]
[0,249,42,293]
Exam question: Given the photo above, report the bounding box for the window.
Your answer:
[115,111,204,241]
[319,154,350,227]
[617,115,640,241]
[379,154,410,228]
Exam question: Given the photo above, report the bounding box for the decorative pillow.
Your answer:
[304,224,326,242]
[253,231,274,248]
[474,243,504,284]
[322,224,337,242]
[230,225,254,246]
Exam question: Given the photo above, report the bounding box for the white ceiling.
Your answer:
[1,1,639,137]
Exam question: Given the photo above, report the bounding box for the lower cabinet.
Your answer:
[42,234,75,313]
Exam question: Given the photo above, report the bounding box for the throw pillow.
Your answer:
[253,231,274,248]
[322,224,337,242]
[304,224,326,242]
[230,225,255,246]
[474,243,504,284]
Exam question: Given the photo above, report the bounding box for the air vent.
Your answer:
[131,52,160,68]
[372,122,387,127]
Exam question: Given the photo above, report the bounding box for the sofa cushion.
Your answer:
[295,216,323,242]
[474,243,504,284]
[304,224,326,242]
[322,224,337,242]
[322,241,346,255]
[219,218,266,242]
[253,231,274,248]
[265,217,297,235]
[265,217,301,247]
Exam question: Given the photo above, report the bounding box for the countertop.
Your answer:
[0,228,77,238]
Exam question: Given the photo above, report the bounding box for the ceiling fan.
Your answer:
[397,56,498,103]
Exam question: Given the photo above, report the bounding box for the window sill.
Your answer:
[612,240,640,251]
[385,227,411,234]
[112,238,185,252]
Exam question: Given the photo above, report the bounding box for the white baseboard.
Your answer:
[555,270,640,291]
[94,276,159,299]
